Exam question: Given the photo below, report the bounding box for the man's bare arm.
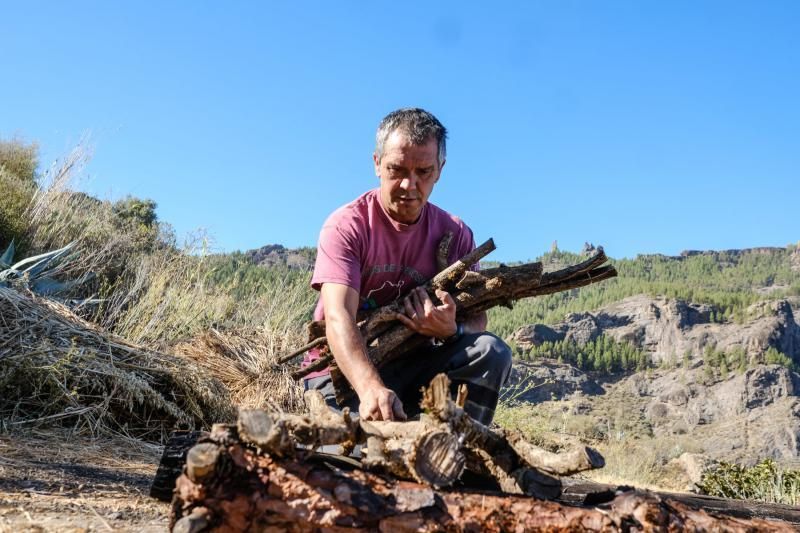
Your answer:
[320,282,406,421]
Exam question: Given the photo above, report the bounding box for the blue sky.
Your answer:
[2,1,798,261]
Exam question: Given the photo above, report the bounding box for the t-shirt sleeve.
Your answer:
[311,219,362,293]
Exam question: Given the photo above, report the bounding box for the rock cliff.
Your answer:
[513,295,800,366]
[508,295,800,466]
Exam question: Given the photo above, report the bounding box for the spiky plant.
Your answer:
[0,240,90,296]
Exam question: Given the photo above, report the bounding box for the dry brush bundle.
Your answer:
[0,287,235,441]
[174,328,304,414]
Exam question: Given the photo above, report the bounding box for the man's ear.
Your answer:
[435,159,446,182]
[373,152,381,177]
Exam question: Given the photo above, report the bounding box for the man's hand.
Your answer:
[358,384,407,421]
[395,287,458,339]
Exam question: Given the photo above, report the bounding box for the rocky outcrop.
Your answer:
[680,247,787,258]
[503,360,800,465]
[501,360,603,403]
[640,365,800,464]
[512,295,800,366]
[244,244,314,270]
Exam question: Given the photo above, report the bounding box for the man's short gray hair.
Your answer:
[375,108,448,167]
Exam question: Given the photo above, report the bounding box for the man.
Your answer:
[303,108,511,425]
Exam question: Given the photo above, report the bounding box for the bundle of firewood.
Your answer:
[284,238,618,401]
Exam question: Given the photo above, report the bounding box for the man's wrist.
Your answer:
[438,322,464,345]
[354,374,385,398]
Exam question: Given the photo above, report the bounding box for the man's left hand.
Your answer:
[395,287,457,339]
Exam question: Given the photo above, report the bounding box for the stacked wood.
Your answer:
[286,238,618,402]
[164,374,795,531]
[169,438,793,532]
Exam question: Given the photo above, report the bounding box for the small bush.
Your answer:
[0,138,38,184]
[0,138,39,250]
[698,459,800,505]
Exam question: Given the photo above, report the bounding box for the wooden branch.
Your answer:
[330,254,615,402]
[282,244,618,405]
[290,352,331,380]
[276,336,326,364]
[358,238,496,328]
[185,442,220,483]
[436,230,454,272]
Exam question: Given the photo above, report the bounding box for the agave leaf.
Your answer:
[32,270,95,296]
[30,277,79,296]
[66,297,106,308]
[11,241,77,279]
[0,240,14,269]
[0,269,20,282]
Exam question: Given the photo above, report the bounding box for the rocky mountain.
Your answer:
[244,244,315,270]
[512,295,800,366]
[506,295,800,472]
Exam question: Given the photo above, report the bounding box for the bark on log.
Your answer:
[159,375,797,531]
[171,375,597,498]
[169,441,794,532]
[155,433,800,530]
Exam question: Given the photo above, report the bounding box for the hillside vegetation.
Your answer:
[488,246,800,340]
[0,139,315,437]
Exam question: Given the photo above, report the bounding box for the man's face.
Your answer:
[374,130,445,225]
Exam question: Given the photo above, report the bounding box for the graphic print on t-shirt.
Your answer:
[363,279,405,310]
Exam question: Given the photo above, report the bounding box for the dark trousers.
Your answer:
[304,332,512,426]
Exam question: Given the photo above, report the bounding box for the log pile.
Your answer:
[286,238,618,402]
[165,375,795,531]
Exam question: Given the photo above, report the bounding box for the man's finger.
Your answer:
[361,404,379,421]
[379,394,394,421]
[403,298,417,320]
[392,396,407,421]
[410,289,425,317]
[435,288,456,308]
[395,312,418,331]
[418,288,436,313]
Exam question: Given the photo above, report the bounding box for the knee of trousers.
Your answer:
[472,333,513,381]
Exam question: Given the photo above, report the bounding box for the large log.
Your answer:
[155,434,800,530]
[168,438,794,532]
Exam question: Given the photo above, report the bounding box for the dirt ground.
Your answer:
[0,428,169,532]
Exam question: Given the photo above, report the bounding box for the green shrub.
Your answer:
[0,138,38,184]
[0,139,39,251]
[699,459,800,505]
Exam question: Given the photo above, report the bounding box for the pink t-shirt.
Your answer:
[302,188,476,378]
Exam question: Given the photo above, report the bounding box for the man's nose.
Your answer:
[400,175,418,191]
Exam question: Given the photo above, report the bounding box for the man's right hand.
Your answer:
[358,385,407,421]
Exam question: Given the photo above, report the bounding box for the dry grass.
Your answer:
[495,398,704,492]
[581,436,704,491]
[1,138,318,443]
[174,328,305,413]
[0,287,234,442]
